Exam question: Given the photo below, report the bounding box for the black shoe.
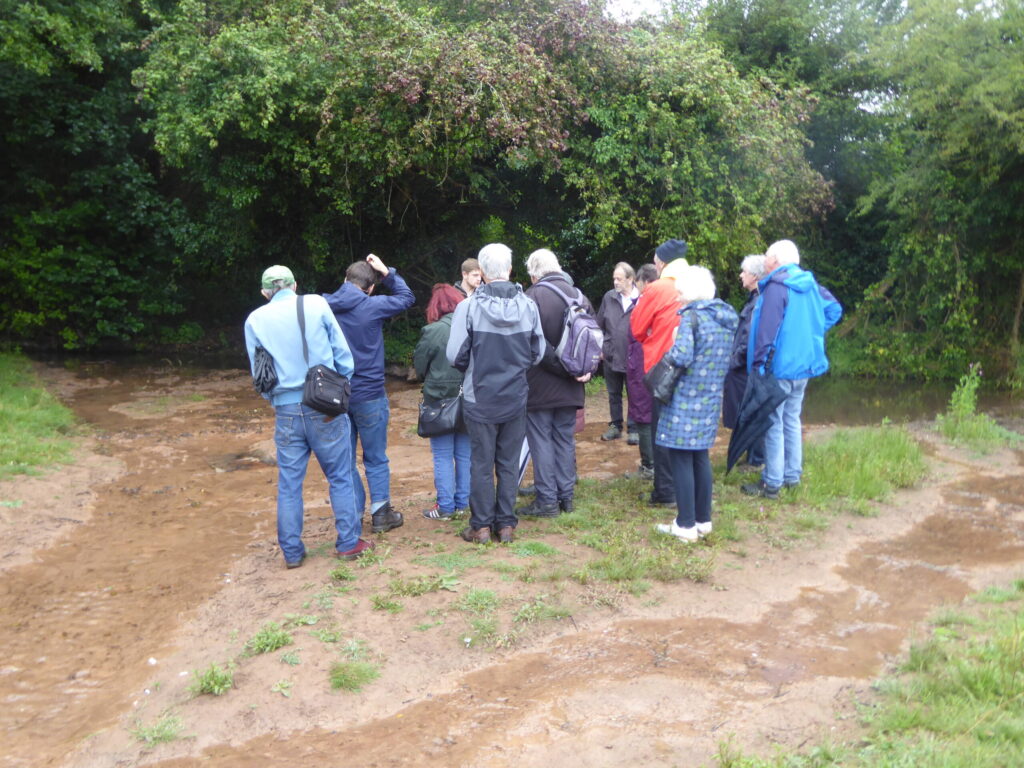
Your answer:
[638,492,675,507]
[626,431,640,446]
[285,554,306,569]
[741,481,780,500]
[558,498,574,513]
[517,484,536,497]
[371,502,404,533]
[783,480,800,489]
[600,424,622,441]
[516,499,560,518]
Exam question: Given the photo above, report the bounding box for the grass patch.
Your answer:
[387,572,460,596]
[936,363,1021,453]
[329,661,380,692]
[188,663,233,696]
[0,353,76,478]
[130,713,183,745]
[329,564,356,581]
[514,594,572,624]
[244,622,293,655]
[714,580,1024,767]
[280,650,301,665]
[371,594,403,613]
[413,550,483,572]
[508,541,560,558]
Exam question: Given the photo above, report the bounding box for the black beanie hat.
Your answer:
[655,238,688,263]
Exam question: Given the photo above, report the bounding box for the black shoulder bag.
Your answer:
[297,296,350,417]
[644,310,699,405]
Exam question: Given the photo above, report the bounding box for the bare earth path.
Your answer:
[1,363,1021,768]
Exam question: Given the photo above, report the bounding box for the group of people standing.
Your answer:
[245,236,840,567]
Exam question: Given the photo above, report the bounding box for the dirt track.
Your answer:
[1,363,1022,768]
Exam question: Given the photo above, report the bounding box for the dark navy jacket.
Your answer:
[323,268,415,404]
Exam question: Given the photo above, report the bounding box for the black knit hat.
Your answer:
[655,239,688,263]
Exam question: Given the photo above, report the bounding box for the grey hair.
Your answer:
[766,239,800,266]
[478,243,513,280]
[740,254,766,279]
[613,261,635,281]
[676,265,716,303]
[525,248,561,279]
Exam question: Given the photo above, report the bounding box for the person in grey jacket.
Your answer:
[595,262,640,444]
[446,243,545,544]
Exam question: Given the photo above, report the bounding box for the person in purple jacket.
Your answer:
[324,253,415,534]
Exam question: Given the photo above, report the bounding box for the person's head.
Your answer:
[345,260,380,293]
[477,242,513,282]
[425,283,464,324]
[676,265,716,306]
[635,263,659,292]
[260,265,296,300]
[654,239,688,274]
[612,262,635,294]
[525,248,561,283]
[764,239,800,272]
[740,254,766,292]
[460,258,482,292]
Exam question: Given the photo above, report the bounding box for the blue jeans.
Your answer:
[763,378,808,490]
[274,403,359,562]
[429,430,471,513]
[348,397,390,514]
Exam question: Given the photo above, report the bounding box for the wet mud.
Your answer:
[1,363,1022,768]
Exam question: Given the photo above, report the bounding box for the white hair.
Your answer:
[525,248,560,279]
[766,239,800,266]
[478,243,512,280]
[740,254,766,279]
[676,265,716,303]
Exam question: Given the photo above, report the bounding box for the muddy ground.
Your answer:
[1,362,1022,768]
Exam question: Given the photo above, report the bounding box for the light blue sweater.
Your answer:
[244,289,355,407]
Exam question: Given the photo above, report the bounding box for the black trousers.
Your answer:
[651,399,676,503]
[668,448,712,528]
[605,368,626,428]
[465,412,527,531]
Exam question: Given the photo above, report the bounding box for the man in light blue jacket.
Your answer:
[742,241,843,499]
[245,265,370,567]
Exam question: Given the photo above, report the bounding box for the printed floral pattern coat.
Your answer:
[655,299,739,451]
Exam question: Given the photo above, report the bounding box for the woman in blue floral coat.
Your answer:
[654,266,738,542]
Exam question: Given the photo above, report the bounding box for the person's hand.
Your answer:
[366,253,388,275]
[575,372,593,383]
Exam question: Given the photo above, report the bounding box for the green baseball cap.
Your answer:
[261,265,295,289]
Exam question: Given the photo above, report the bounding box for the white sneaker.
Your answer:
[695,521,712,538]
[655,521,698,542]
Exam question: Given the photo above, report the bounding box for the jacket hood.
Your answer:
[660,259,688,281]
[683,299,738,333]
[324,282,365,312]
[474,281,530,328]
[763,264,815,294]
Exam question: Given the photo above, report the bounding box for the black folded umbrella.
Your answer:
[252,346,278,394]
[726,371,787,473]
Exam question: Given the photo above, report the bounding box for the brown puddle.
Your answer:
[1,366,644,768]
[146,462,1024,766]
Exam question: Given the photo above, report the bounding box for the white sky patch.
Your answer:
[604,0,669,21]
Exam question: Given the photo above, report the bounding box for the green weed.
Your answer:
[457,589,500,614]
[371,594,403,613]
[270,679,293,698]
[283,614,319,627]
[130,713,183,745]
[329,661,380,692]
[311,626,342,643]
[514,594,571,624]
[329,564,356,581]
[936,363,1021,452]
[0,353,76,478]
[413,550,482,572]
[280,650,301,665]
[245,622,293,655]
[188,663,233,696]
[388,572,460,597]
[508,541,560,558]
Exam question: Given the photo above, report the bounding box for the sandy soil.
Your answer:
[1,362,1022,768]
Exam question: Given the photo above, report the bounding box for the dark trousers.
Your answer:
[466,412,527,531]
[668,448,712,529]
[526,406,577,505]
[605,369,630,429]
[651,399,676,503]
[635,423,653,469]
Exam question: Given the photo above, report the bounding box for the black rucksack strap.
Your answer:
[296,295,310,366]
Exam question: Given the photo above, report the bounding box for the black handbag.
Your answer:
[297,296,350,417]
[252,346,278,394]
[417,390,464,437]
[644,310,698,405]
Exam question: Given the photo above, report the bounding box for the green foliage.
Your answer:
[329,661,380,692]
[244,622,293,655]
[188,663,233,696]
[0,353,75,477]
[130,713,183,745]
[936,364,1020,452]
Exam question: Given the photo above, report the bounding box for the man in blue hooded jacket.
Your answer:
[742,240,842,498]
[324,253,415,533]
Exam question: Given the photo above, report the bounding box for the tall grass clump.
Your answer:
[800,424,927,505]
[0,352,76,477]
[936,362,1020,452]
